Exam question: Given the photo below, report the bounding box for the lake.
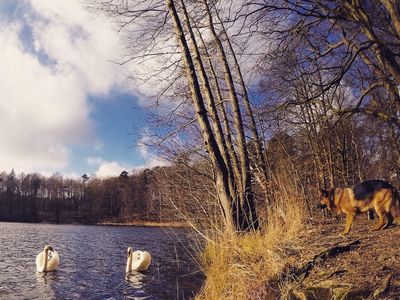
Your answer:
[0,222,204,299]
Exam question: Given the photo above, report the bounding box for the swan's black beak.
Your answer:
[127,248,132,258]
[48,246,54,252]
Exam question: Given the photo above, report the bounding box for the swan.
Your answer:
[126,247,151,273]
[36,245,59,272]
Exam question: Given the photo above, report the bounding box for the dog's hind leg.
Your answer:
[367,209,374,220]
[382,191,394,229]
[383,212,394,229]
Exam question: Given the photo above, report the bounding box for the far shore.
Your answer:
[0,220,191,228]
[97,220,191,228]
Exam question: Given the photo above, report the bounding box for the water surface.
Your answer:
[0,222,203,299]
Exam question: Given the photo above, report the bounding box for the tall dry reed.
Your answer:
[196,187,307,300]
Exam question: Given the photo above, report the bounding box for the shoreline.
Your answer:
[0,220,191,228]
[97,221,191,228]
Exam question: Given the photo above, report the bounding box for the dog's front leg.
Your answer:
[340,213,355,236]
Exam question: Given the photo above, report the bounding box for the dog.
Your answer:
[317,180,399,236]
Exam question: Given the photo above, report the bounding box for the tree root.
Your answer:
[372,273,392,297]
[283,239,361,283]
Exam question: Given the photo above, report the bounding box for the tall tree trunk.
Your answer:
[166,0,238,232]
[179,0,238,209]
[193,24,243,213]
[203,0,259,230]
[215,9,270,195]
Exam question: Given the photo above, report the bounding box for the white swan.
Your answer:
[126,247,151,273]
[36,245,60,272]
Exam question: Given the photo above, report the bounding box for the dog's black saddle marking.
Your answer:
[352,180,393,201]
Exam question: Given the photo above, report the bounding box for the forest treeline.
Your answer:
[0,165,215,224]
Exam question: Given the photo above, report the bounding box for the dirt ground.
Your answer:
[283,215,400,299]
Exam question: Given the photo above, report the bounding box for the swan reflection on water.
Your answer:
[125,271,148,288]
[35,270,57,299]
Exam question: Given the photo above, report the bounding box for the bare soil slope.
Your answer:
[283,216,400,299]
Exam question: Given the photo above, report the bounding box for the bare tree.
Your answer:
[88,0,270,232]
[240,0,400,126]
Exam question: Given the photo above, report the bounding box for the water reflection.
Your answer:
[0,222,203,299]
[125,271,146,288]
[35,271,56,299]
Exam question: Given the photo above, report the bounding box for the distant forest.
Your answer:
[0,164,215,225]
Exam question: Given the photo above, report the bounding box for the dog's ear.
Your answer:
[320,189,329,197]
[327,188,336,204]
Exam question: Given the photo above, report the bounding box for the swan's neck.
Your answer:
[41,249,48,272]
[126,253,132,273]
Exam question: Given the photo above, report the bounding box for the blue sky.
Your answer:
[0,0,162,177]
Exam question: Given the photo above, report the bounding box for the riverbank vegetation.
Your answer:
[197,196,305,299]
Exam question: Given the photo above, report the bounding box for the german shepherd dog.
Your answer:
[317,180,399,236]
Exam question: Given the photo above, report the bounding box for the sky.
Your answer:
[0,0,165,178]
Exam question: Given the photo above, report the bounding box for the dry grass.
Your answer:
[196,197,307,300]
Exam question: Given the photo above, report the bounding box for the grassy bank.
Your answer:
[196,200,306,299]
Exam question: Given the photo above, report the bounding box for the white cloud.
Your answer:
[29,0,128,95]
[87,152,168,178]
[145,156,169,168]
[0,24,88,173]
[0,0,130,174]
[95,161,127,178]
[87,156,129,178]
